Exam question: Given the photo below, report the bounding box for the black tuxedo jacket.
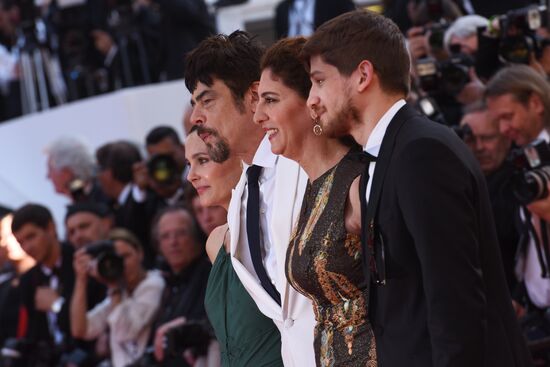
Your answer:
[274,0,355,39]
[362,104,532,366]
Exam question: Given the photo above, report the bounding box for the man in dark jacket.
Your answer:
[304,10,531,366]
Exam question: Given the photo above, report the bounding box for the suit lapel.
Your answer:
[228,165,282,320]
[362,104,419,298]
[366,104,419,223]
[271,156,307,313]
[228,169,246,259]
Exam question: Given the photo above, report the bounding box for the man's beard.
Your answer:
[196,125,231,163]
[324,100,361,138]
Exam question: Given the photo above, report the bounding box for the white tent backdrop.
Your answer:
[0,80,190,235]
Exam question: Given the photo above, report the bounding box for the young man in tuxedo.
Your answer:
[184,31,315,366]
[304,10,531,366]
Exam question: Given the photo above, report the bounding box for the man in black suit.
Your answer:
[95,141,159,267]
[303,10,532,366]
[11,204,104,364]
[274,0,355,39]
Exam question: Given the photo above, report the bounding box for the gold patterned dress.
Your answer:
[286,151,377,367]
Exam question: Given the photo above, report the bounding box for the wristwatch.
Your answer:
[51,297,65,314]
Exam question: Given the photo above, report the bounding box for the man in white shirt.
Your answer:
[184,31,315,366]
[486,65,550,311]
[304,10,531,367]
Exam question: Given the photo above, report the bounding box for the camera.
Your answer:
[164,321,212,359]
[125,322,213,367]
[498,5,546,64]
[509,139,550,205]
[0,338,58,367]
[86,240,124,283]
[147,154,179,186]
[416,50,473,96]
[451,123,473,140]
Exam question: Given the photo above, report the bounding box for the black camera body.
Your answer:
[0,338,58,367]
[509,139,550,205]
[416,51,473,96]
[86,240,124,283]
[451,123,473,141]
[498,5,546,64]
[147,154,179,186]
[164,321,212,359]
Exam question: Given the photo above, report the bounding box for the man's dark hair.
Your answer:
[12,203,54,233]
[96,141,142,184]
[261,37,311,100]
[302,10,410,96]
[65,202,111,223]
[184,30,265,107]
[146,126,181,146]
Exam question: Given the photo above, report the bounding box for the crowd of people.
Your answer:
[0,0,215,119]
[1,0,550,366]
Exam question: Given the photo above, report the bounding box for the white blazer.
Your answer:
[228,144,316,367]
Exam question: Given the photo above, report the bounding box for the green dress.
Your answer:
[204,245,283,367]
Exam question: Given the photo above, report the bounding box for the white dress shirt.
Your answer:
[363,99,406,201]
[518,129,550,308]
[41,259,64,345]
[240,136,279,287]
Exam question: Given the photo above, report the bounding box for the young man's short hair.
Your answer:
[184,30,265,108]
[12,203,54,233]
[302,10,410,96]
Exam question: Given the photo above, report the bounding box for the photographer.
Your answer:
[46,137,109,204]
[133,126,187,208]
[95,140,157,266]
[485,65,550,316]
[65,202,114,250]
[147,206,211,367]
[460,102,518,290]
[410,14,487,125]
[71,228,165,367]
[10,203,104,365]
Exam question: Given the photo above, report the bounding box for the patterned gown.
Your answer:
[286,151,377,367]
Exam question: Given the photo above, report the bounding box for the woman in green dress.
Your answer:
[185,128,284,367]
[254,37,377,367]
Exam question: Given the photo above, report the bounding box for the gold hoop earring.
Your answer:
[313,119,323,136]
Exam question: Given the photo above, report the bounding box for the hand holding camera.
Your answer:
[73,240,125,287]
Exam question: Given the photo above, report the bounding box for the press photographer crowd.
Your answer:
[3,0,550,366]
[0,0,216,119]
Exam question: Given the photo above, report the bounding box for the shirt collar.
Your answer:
[537,129,549,143]
[41,255,62,275]
[363,99,406,157]
[244,135,278,170]
[117,183,132,205]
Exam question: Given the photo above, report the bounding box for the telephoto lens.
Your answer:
[86,240,124,282]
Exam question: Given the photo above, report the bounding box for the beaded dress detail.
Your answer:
[286,151,377,367]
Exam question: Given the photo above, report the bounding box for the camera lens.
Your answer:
[147,154,178,186]
[97,252,124,282]
[514,167,550,204]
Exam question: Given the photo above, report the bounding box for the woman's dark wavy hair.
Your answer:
[260,37,311,100]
